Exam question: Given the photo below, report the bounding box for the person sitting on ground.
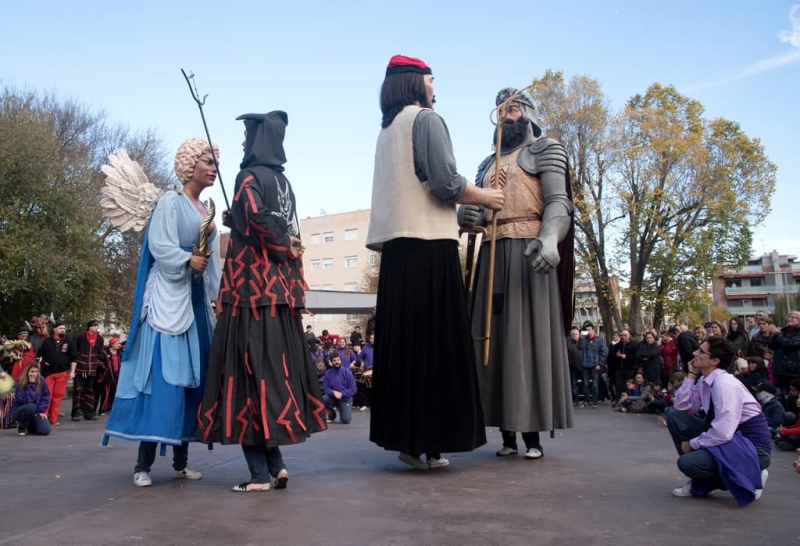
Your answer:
[668,336,771,506]
[752,381,785,439]
[740,356,768,391]
[778,378,799,426]
[322,354,357,424]
[614,378,640,413]
[642,381,668,414]
[12,362,51,436]
[776,391,800,451]
[664,372,687,410]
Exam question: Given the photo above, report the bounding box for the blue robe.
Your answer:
[104,191,221,445]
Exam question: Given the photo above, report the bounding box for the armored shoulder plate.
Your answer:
[518,138,568,177]
[474,154,495,188]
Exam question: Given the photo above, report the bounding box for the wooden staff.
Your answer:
[482,85,535,366]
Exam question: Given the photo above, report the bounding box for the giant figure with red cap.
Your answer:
[366,55,505,469]
[459,88,575,460]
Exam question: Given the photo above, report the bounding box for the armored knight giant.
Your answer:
[459,87,575,459]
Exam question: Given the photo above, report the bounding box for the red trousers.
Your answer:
[45,371,69,424]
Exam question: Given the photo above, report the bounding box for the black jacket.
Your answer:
[769,326,800,378]
[676,331,700,368]
[36,336,77,376]
[617,341,639,372]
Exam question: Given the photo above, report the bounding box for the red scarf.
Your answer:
[86,330,98,347]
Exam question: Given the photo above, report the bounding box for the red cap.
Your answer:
[385,55,432,77]
[109,337,120,346]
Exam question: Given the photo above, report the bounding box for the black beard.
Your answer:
[494,118,530,150]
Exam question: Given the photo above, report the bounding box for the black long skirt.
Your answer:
[369,238,487,454]
[198,305,327,447]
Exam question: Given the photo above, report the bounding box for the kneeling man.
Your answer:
[322,354,357,424]
[667,335,771,506]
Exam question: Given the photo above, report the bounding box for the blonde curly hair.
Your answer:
[173,138,220,184]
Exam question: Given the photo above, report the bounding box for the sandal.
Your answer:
[231,482,270,492]
[274,469,289,490]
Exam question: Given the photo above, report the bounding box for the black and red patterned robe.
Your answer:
[198,111,326,447]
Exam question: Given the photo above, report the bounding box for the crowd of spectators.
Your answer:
[571,311,800,462]
[0,314,122,435]
[305,325,375,421]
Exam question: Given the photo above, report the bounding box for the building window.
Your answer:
[345,255,358,268]
[322,284,334,290]
[311,260,320,270]
[343,282,358,292]
[323,231,334,243]
[318,314,331,322]
[750,278,763,287]
[345,228,358,241]
[323,259,333,270]
[311,233,320,245]
[346,313,358,321]
[368,253,378,266]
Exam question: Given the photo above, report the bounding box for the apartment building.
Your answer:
[572,276,622,334]
[299,210,376,336]
[713,251,800,317]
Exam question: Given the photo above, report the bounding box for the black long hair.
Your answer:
[380,73,429,128]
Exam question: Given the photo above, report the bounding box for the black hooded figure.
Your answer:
[198,111,327,492]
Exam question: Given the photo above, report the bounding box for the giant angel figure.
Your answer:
[101,141,221,488]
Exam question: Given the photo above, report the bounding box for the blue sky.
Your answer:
[3,1,798,257]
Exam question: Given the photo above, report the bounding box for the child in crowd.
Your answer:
[615,378,640,413]
[753,382,786,439]
[764,348,775,384]
[776,391,800,451]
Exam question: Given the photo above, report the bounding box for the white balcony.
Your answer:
[724,285,800,296]
[724,306,776,316]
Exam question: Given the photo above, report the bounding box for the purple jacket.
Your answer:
[359,344,374,371]
[322,366,357,402]
[14,380,51,414]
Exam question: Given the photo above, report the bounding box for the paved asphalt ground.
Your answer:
[4,400,798,546]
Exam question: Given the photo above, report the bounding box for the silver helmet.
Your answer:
[495,87,542,138]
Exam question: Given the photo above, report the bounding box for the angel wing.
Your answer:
[100,149,164,232]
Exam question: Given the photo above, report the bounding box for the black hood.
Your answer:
[236,111,288,171]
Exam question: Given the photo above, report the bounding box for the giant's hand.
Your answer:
[523,238,561,274]
[457,205,484,229]
[189,255,209,273]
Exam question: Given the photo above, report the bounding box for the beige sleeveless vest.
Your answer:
[483,146,544,240]
[366,105,459,251]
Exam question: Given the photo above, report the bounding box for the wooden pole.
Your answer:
[483,104,506,366]
[482,84,535,366]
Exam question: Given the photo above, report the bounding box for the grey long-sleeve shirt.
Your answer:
[412,110,468,203]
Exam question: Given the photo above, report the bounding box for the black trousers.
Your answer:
[135,441,189,473]
[71,374,96,419]
[501,430,542,451]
